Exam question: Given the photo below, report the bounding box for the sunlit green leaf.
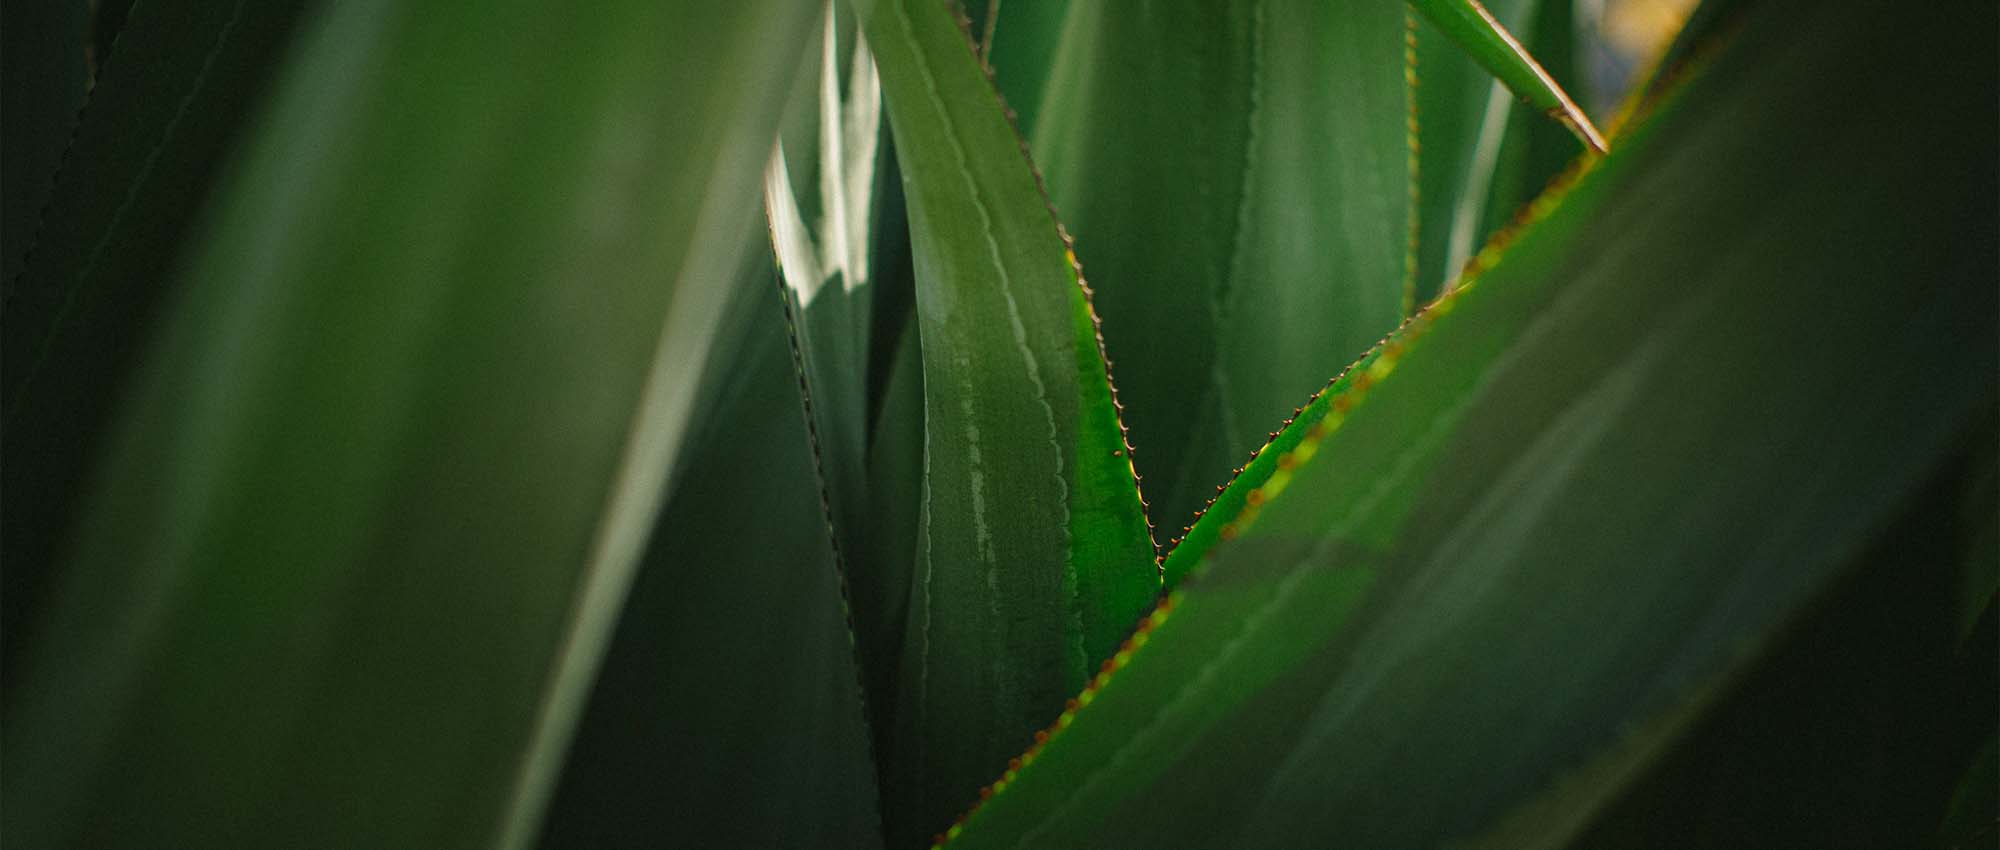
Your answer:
[942,0,1996,844]
[1412,0,1583,303]
[861,0,1159,840]
[1408,0,1604,152]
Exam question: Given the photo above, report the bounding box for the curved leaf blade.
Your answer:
[0,1,819,847]
[0,0,314,668]
[860,0,1159,840]
[535,268,882,850]
[1412,0,1583,302]
[1408,0,1605,152]
[943,0,1997,844]
[1033,0,1413,549]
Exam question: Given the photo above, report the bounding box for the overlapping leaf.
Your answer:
[859,0,1160,840]
[940,0,1997,844]
[0,2,819,847]
[536,262,881,850]
[1412,0,1587,303]
[0,0,314,666]
[1030,0,1412,549]
[964,0,1072,138]
[764,0,908,738]
[1407,0,1604,153]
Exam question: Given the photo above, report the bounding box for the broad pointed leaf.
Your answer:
[1407,0,1604,152]
[965,0,1073,138]
[860,0,1159,841]
[1032,0,1413,552]
[0,0,314,667]
[1412,0,1583,302]
[765,0,908,734]
[536,266,882,849]
[0,2,819,847]
[941,0,1996,844]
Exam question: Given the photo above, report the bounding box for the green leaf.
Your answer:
[965,0,1072,139]
[1564,438,2000,846]
[536,266,882,849]
[941,0,1996,844]
[860,0,1159,840]
[1,0,313,667]
[0,1,819,847]
[1412,0,1584,303]
[1408,0,1604,152]
[766,0,902,730]
[1032,0,1413,555]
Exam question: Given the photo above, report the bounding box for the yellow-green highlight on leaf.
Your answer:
[859,0,1158,841]
[1408,0,1606,153]
[936,0,1995,842]
[1032,0,1413,545]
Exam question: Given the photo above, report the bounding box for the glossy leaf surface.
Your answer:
[943,0,1997,844]
[861,0,1159,840]
[1408,0,1604,151]
[1033,0,1412,545]
[1412,0,1584,302]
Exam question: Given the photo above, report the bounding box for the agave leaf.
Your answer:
[1033,0,1412,551]
[0,0,314,667]
[1563,439,1999,847]
[941,0,1996,844]
[535,264,882,849]
[766,0,907,729]
[1407,0,1604,152]
[0,1,818,847]
[859,0,1160,840]
[1412,0,1583,303]
[964,0,1072,138]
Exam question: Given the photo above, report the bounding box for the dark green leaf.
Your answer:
[0,1,819,847]
[766,1,900,731]
[1412,0,1583,303]
[969,0,1072,139]
[536,268,882,850]
[1,0,313,667]
[1032,0,1413,553]
[942,0,1996,844]
[861,0,1159,840]
[1408,0,1604,152]
[1566,435,1999,847]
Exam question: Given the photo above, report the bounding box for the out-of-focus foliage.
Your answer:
[1,0,1990,848]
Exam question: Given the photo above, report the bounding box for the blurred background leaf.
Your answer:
[1,0,315,670]
[535,257,882,849]
[0,1,819,847]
